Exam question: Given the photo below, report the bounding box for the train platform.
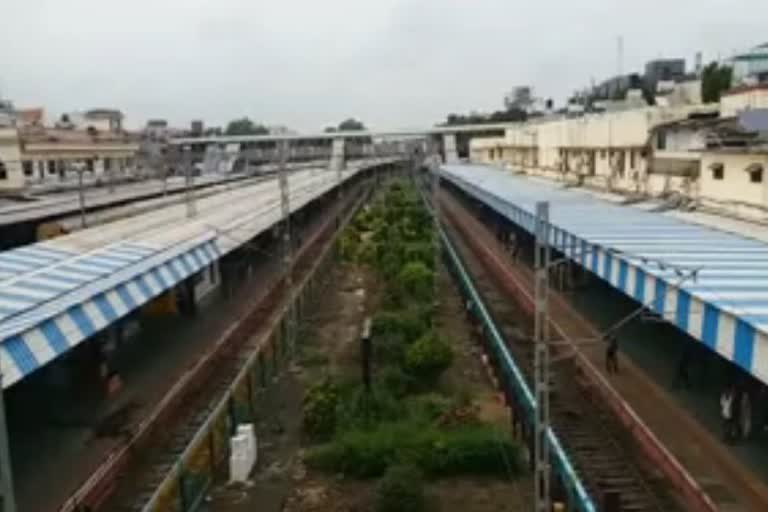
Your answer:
[438,175,768,511]
[0,164,377,392]
[7,191,333,512]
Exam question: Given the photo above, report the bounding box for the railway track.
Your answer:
[63,176,374,512]
[440,190,681,512]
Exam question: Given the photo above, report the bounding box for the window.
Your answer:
[600,150,607,159]
[489,149,495,160]
[657,131,667,150]
[22,161,34,177]
[0,161,6,180]
[710,162,724,180]
[746,163,764,184]
[86,159,95,172]
[47,160,57,174]
[629,150,636,169]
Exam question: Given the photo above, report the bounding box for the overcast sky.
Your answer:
[1,0,765,131]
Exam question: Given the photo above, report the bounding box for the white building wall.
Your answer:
[0,129,25,191]
[721,88,768,117]
[700,152,768,212]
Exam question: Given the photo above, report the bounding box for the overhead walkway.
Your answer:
[0,162,384,388]
[440,163,768,387]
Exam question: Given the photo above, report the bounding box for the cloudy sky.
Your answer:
[1,0,765,131]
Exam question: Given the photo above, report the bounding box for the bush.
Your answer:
[404,333,453,386]
[303,379,340,441]
[395,261,434,304]
[375,465,426,512]
[379,365,416,398]
[405,393,454,422]
[305,421,522,478]
[337,387,403,429]
[372,309,431,364]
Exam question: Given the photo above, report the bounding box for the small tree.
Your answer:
[224,117,269,136]
[701,62,733,103]
[405,333,453,385]
[338,118,366,131]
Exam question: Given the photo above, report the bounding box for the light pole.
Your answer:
[0,375,15,512]
[183,145,196,219]
[72,161,88,229]
[533,201,551,512]
[277,140,297,354]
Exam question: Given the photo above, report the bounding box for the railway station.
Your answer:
[3,6,768,510]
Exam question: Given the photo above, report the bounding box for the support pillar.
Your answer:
[442,133,459,164]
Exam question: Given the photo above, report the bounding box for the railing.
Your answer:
[438,222,596,512]
[414,174,595,511]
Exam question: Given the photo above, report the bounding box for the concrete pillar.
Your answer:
[442,133,459,164]
[329,138,346,173]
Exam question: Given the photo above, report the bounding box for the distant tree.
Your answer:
[224,117,269,136]
[338,118,366,131]
[545,98,554,110]
[441,109,526,126]
[324,126,337,133]
[701,62,733,103]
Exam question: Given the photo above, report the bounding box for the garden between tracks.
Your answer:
[209,179,532,512]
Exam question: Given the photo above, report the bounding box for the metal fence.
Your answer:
[433,196,596,511]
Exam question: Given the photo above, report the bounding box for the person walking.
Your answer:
[605,333,619,374]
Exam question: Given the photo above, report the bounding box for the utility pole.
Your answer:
[277,140,297,354]
[0,374,15,512]
[534,201,551,512]
[73,161,87,229]
[107,157,115,194]
[183,145,196,218]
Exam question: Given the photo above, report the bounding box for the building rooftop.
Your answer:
[19,127,139,145]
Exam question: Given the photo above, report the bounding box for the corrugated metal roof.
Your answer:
[441,163,768,384]
[0,161,387,387]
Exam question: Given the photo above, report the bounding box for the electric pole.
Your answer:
[73,161,87,229]
[277,140,297,354]
[183,145,196,219]
[0,375,16,512]
[534,201,551,512]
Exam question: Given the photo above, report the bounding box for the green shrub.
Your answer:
[306,421,523,479]
[337,387,403,429]
[338,231,359,262]
[379,366,415,398]
[404,333,453,385]
[371,308,432,365]
[375,465,426,512]
[302,379,340,441]
[395,261,434,303]
[405,393,454,422]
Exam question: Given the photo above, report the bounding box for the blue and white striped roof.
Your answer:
[0,237,220,387]
[0,162,388,388]
[441,163,768,385]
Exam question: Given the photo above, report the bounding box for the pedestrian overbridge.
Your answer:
[170,123,512,169]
